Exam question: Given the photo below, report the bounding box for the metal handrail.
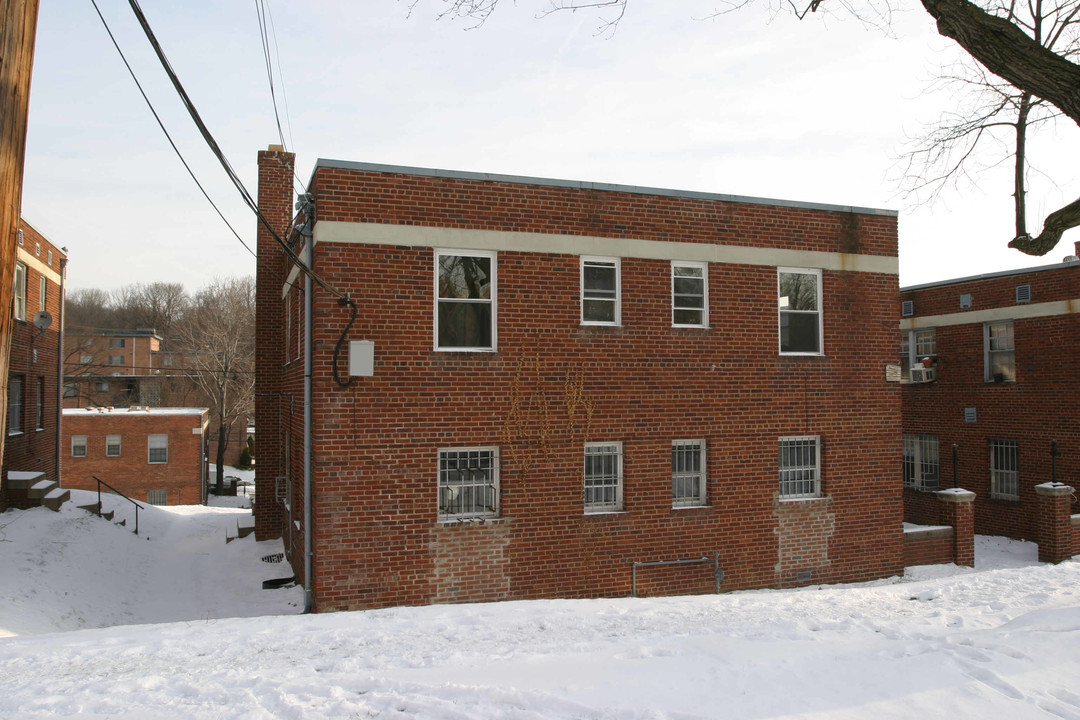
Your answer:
[92,476,146,536]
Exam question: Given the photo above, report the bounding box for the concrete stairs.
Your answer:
[6,471,69,511]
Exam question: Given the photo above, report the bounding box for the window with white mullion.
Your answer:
[989,438,1019,500]
[581,257,620,325]
[438,447,500,520]
[672,262,707,327]
[984,321,1015,382]
[778,268,823,355]
[435,251,496,351]
[672,439,706,507]
[778,435,821,499]
[584,442,623,513]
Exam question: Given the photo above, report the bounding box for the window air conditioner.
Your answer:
[910,367,936,383]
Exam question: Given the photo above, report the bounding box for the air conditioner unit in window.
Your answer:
[910,367,936,383]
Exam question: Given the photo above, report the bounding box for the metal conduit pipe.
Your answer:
[303,226,314,614]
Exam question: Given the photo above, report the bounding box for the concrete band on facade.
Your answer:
[900,299,1080,329]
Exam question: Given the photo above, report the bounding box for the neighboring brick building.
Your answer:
[255,148,904,612]
[61,406,209,506]
[900,249,1080,543]
[2,220,67,511]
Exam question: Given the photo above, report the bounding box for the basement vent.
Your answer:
[964,407,977,423]
[959,293,972,309]
[1015,284,1032,304]
[901,300,913,317]
[796,570,813,582]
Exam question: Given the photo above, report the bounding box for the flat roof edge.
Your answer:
[901,259,1080,291]
[310,159,898,218]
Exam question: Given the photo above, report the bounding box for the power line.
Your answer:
[88,0,256,259]
[124,0,348,302]
[255,0,305,195]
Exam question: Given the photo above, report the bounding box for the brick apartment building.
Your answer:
[901,250,1080,542]
[61,406,209,506]
[255,148,904,612]
[1,220,67,511]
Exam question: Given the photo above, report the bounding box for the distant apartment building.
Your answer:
[2,220,68,511]
[61,406,209,505]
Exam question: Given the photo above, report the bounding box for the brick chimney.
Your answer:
[254,145,295,541]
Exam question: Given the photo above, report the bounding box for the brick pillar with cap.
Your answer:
[936,488,975,567]
[1035,482,1076,563]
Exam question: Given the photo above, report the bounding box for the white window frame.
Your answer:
[106,434,122,457]
[584,441,624,513]
[7,375,22,435]
[672,439,707,507]
[671,261,708,328]
[38,276,46,313]
[777,267,823,356]
[580,256,621,326]
[71,435,87,458]
[989,438,1019,500]
[437,446,500,521]
[984,321,1015,382]
[902,434,940,491]
[901,328,937,382]
[434,249,497,352]
[35,377,44,431]
[148,434,169,464]
[778,435,821,499]
[13,262,26,321]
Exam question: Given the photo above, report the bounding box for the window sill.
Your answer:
[580,323,621,328]
[673,504,710,510]
[434,347,498,353]
[584,509,627,516]
[437,515,502,524]
[7,431,24,437]
[778,495,827,503]
[779,352,825,358]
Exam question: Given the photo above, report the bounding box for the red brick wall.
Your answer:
[61,410,207,505]
[258,162,904,611]
[903,530,955,566]
[902,263,1080,541]
[2,221,64,509]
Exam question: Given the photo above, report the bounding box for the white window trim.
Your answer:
[777,267,824,356]
[983,321,1015,383]
[38,276,46,313]
[671,261,708,328]
[580,256,621,326]
[433,248,498,352]
[437,446,500,521]
[672,439,707,508]
[901,328,936,382]
[584,441,624,514]
[778,435,822,499]
[148,434,169,464]
[71,435,87,458]
[13,262,26,321]
[106,434,122,457]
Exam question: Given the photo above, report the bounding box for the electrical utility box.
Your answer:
[349,340,374,377]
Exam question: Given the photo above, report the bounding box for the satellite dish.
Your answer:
[33,311,52,331]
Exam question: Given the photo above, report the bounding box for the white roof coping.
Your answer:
[63,407,208,417]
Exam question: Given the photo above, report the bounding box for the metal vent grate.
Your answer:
[901,300,913,317]
[1015,284,1031,303]
[964,407,977,423]
[959,293,972,309]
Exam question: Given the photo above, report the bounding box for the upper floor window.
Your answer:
[148,434,169,464]
[71,435,87,457]
[7,374,23,435]
[672,439,706,507]
[989,438,1019,500]
[672,262,707,327]
[108,355,124,365]
[778,268,822,355]
[435,250,496,351]
[47,250,53,266]
[35,377,44,431]
[903,434,940,491]
[779,435,821,499]
[13,262,26,321]
[984,321,1015,382]
[109,338,126,348]
[38,276,46,313]
[437,447,499,520]
[901,328,936,381]
[106,434,122,457]
[581,257,620,325]
[584,442,623,513]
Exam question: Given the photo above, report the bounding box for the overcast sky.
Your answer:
[21,0,1080,294]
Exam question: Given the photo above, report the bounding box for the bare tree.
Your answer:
[174,277,255,491]
[111,282,188,343]
[900,0,1080,242]
[415,0,1080,256]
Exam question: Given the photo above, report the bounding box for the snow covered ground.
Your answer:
[2,490,1079,719]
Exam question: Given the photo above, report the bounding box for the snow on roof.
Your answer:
[63,406,208,417]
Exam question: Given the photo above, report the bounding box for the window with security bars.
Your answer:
[147,489,167,506]
[147,434,168,464]
[581,257,620,325]
[779,436,820,498]
[438,447,499,520]
[903,434,940,490]
[672,262,707,327]
[584,442,623,513]
[672,440,706,507]
[989,439,1019,500]
[984,321,1015,382]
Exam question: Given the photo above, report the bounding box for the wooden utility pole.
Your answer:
[0,0,41,503]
